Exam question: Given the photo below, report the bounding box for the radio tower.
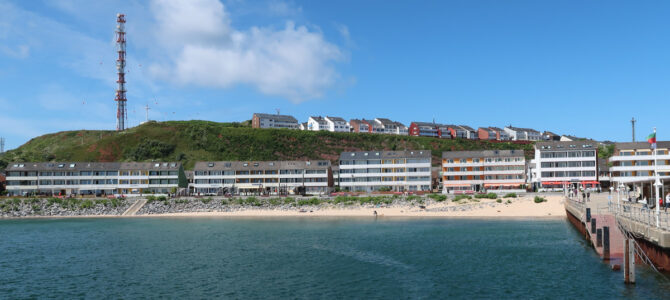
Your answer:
[0,137,4,153]
[115,13,127,131]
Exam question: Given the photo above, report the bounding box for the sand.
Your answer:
[145,195,567,219]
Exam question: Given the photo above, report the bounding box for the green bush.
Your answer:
[428,194,447,202]
[496,199,502,203]
[506,199,512,204]
[474,193,497,199]
[378,186,392,192]
[146,195,157,203]
[80,200,94,209]
[406,195,420,201]
[157,196,167,201]
[221,199,228,205]
[503,193,517,198]
[201,197,213,204]
[298,197,321,206]
[453,195,471,202]
[534,196,547,203]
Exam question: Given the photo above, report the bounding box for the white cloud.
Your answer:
[0,44,29,59]
[148,0,344,102]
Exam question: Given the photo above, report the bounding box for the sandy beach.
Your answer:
[143,195,567,219]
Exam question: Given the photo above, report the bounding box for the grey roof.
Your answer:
[6,162,121,171]
[489,127,507,133]
[478,127,496,133]
[325,116,346,122]
[120,162,182,170]
[392,121,407,128]
[375,118,395,126]
[412,121,446,127]
[363,119,380,126]
[310,116,327,122]
[459,125,475,131]
[194,160,331,171]
[442,150,525,159]
[615,141,670,150]
[535,141,597,150]
[339,150,431,160]
[5,162,181,172]
[253,113,298,123]
[506,126,540,134]
[543,131,559,136]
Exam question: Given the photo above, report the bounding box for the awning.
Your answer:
[443,184,471,187]
[581,181,600,185]
[485,183,522,187]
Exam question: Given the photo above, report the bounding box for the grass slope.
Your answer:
[0,120,533,169]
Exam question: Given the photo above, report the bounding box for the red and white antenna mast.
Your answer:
[115,13,127,131]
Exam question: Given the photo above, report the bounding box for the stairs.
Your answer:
[122,199,148,216]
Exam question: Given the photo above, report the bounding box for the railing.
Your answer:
[610,202,670,232]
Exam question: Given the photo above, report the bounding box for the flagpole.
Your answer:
[654,127,660,227]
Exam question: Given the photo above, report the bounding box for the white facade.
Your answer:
[442,150,526,194]
[253,113,299,129]
[307,116,329,131]
[609,142,670,184]
[5,162,184,196]
[193,161,332,195]
[504,127,542,141]
[324,116,350,132]
[339,150,432,192]
[534,141,598,190]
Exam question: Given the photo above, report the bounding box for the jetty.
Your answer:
[565,193,625,266]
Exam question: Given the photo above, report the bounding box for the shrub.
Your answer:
[31,204,41,212]
[298,198,321,206]
[406,195,420,201]
[244,197,261,206]
[496,199,502,203]
[506,199,512,204]
[157,196,167,201]
[453,195,471,202]
[221,199,228,205]
[201,197,213,204]
[146,195,157,203]
[474,193,497,199]
[503,193,517,198]
[269,198,281,206]
[534,196,547,203]
[428,194,447,202]
[80,200,94,209]
[378,186,392,192]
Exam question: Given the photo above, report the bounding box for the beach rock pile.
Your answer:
[0,197,133,218]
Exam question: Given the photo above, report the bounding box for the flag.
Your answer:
[648,132,657,149]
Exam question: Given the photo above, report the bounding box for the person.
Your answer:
[587,191,591,201]
[666,193,670,212]
[609,187,613,195]
[582,191,586,202]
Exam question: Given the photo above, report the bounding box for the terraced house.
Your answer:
[609,141,670,199]
[338,150,432,192]
[4,162,186,196]
[442,150,526,194]
[324,116,350,132]
[192,160,333,196]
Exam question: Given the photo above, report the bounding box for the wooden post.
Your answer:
[592,218,597,234]
[603,226,610,260]
[624,238,630,283]
[597,228,603,247]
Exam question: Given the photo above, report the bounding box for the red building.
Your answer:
[349,119,373,133]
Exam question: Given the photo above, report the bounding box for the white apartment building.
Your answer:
[5,162,186,196]
[324,116,350,132]
[442,150,526,194]
[609,141,670,200]
[252,113,299,129]
[307,116,329,131]
[192,160,332,195]
[504,126,542,141]
[339,150,432,192]
[534,141,598,190]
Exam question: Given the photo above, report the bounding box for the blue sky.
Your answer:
[1,0,669,150]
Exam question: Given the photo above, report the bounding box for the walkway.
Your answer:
[122,199,147,216]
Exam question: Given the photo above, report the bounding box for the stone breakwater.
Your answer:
[0,197,133,218]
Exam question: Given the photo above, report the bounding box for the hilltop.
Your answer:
[0,120,534,170]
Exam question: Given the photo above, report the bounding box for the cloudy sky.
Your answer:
[1,0,669,149]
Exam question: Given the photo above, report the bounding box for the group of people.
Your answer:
[568,187,592,202]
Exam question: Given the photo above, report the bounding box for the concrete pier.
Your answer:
[565,194,625,266]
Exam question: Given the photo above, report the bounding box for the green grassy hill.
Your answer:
[0,120,534,169]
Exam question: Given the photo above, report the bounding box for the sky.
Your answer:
[1,0,669,150]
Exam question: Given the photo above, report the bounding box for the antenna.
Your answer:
[0,137,4,153]
[115,13,127,131]
[145,104,151,123]
[631,117,636,142]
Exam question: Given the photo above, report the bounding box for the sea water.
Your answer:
[1,217,669,299]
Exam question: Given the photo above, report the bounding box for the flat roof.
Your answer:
[339,150,431,160]
[442,150,525,159]
[5,162,181,171]
[193,160,331,171]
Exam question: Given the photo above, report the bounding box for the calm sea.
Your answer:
[0,217,669,299]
